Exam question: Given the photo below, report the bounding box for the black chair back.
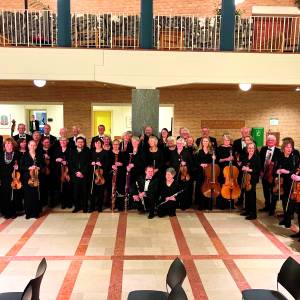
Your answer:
[166,258,187,292]
[32,258,47,300]
[22,280,33,300]
[168,283,188,300]
[277,256,300,299]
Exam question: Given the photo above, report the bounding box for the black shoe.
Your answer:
[246,215,257,220]
[72,208,80,213]
[240,212,249,216]
[259,207,269,212]
[88,208,94,213]
[290,232,300,238]
[148,214,154,219]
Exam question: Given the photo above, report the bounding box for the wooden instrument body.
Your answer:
[221,164,241,200]
[263,160,274,184]
[28,168,39,187]
[11,168,22,190]
[94,168,105,185]
[273,176,284,195]
[201,163,221,198]
[291,181,300,202]
[241,171,252,192]
[61,165,70,183]
[180,164,190,182]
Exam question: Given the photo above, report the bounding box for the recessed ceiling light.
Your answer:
[296,87,300,92]
[239,83,252,91]
[33,79,46,88]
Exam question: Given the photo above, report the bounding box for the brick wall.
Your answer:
[0,86,300,147]
[0,0,296,16]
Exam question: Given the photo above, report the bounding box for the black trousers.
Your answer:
[73,179,88,211]
[262,178,273,209]
[90,184,105,211]
[135,196,155,216]
[245,184,257,217]
[157,200,176,217]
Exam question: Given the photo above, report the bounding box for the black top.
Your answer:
[168,148,193,175]
[90,149,110,173]
[20,151,45,182]
[159,180,181,204]
[69,147,91,180]
[241,153,261,184]
[13,134,32,144]
[146,148,164,172]
[196,136,217,148]
[259,146,281,172]
[119,141,133,154]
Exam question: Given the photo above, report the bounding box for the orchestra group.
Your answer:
[1,123,300,241]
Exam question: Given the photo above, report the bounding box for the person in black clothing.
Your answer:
[13,123,32,144]
[29,115,40,134]
[41,124,57,147]
[146,136,164,179]
[90,124,106,149]
[0,138,19,218]
[216,134,235,209]
[69,136,90,213]
[133,166,159,219]
[240,142,261,220]
[272,138,299,227]
[168,138,192,210]
[232,127,251,158]
[139,126,154,153]
[158,128,170,150]
[157,168,182,218]
[108,139,128,211]
[89,138,109,212]
[259,134,281,214]
[289,173,300,240]
[186,136,197,156]
[196,127,217,148]
[21,140,45,219]
[119,131,133,154]
[54,137,72,209]
[194,137,213,210]
[68,126,83,150]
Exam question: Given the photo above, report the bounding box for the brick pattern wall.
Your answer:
[0,0,296,16]
[0,86,300,147]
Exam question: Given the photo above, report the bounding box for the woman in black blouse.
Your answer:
[146,136,164,179]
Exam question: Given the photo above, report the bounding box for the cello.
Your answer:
[201,148,221,199]
[221,149,241,200]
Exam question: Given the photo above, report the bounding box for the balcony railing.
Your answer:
[235,16,300,52]
[71,12,140,48]
[0,9,57,47]
[0,9,299,53]
[153,15,221,51]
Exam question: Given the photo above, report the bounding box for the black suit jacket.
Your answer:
[29,120,40,133]
[196,136,217,148]
[132,175,159,200]
[232,138,243,156]
[259,146,281,172]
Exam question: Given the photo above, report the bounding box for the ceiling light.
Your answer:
[235,0,245,4]
[33,79,46,88]
[239,83,252,91]
[296,87,300,92]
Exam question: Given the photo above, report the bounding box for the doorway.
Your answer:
[93,111,112,136]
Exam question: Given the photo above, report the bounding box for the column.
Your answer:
[220,0,235,51]
[57,0,71,47]
[140,0,153,49]
[132,89,159,136]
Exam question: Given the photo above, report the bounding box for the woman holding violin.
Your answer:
[20,140,44,219]
[240,142,260,220]
[272,138,299,228]
[0,138,20,219]
[89,137,108,212]
[194,137,215,210]
[167,138,192,210]
[54,137,72,209]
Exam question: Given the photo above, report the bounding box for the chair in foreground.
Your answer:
[242,256,300,300]
[0,257,47,300]
[127,257,187,300]
[168,283,188,300]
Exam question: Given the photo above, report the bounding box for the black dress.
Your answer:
[0,152,19,218]
[146,148,164,179]
[20,152,45,219]
[157,180,181,217]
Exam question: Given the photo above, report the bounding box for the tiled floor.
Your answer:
[0,187,299,300]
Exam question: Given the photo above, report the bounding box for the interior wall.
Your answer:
[92,104,174,137]
[0,103,63,137]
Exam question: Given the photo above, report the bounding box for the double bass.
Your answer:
[201,149,221,199]
[221,149,240,200]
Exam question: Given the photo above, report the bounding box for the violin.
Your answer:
[201,149,221,198]
[60,164,70,183]
[180,164,190,181]
[291,168,300,202]
[263,152,274,184]
[273,174,284,196]
[28,167,39,188]
[11,161,22,190]
[221,149,241,200]
[44,152,50,175]
[241,164,252,192]
[94,167,105,185]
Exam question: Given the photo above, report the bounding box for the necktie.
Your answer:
[19,134,26,139]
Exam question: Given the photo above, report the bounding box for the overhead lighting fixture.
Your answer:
[33,79,46,88]
[239,83,252,91]
[296,87,300,92]
[235,0,245,4]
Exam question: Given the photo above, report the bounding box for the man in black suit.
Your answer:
[68,126,82,149]
[13,123,32,143]
[132,166,159,219]
[196,127,217,148]
[41,124,57,146]
[233,127,251,158]
[259,134,281,214]
[90,124,105,149]
[29,115,40,134]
